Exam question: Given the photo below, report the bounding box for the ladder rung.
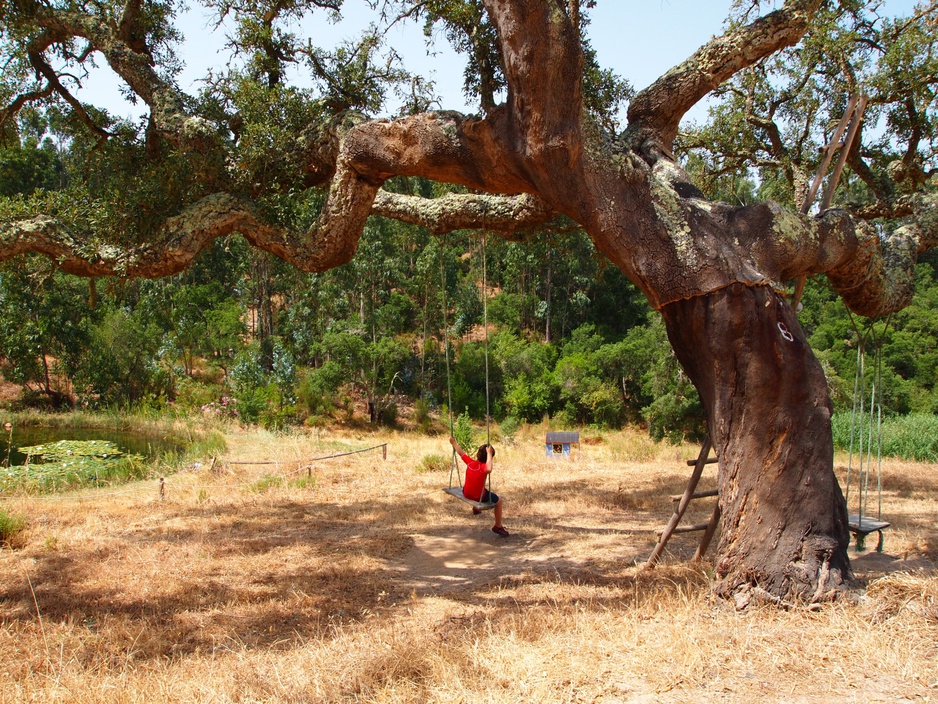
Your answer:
[658,522,710,537]
[686,457,718,466]
[670,489,718,502]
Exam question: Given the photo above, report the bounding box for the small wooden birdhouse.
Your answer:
[545,431,580,459]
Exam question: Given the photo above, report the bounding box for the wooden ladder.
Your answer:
[793,93,868,308]
[646,437,721,567]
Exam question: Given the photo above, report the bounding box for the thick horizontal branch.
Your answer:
[850,193,923,221]
[0,154,381,277]
[371,190,556,235]
[628,0,823,148]
[0,195,255,277]
[343,110,530,193]
[729,192,937,317]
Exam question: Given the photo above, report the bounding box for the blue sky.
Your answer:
[79,0,923,124]
[157,0,736,115]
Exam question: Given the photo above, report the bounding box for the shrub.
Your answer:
[0,507,27,547]
[418,453,449,474]
[229,348,274,422]
[414,398,434,433]
[377,401,398,427]
[290,476,316,490]
[250,474,283,492]
[298,361,344,416]
[187,430,227,459]
[260,404,301,431]
[453,410,475,452]
[499,416,520,443]
[175,377,222,412]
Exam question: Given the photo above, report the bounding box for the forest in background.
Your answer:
[0,0,935,449]
[3,126,938,446]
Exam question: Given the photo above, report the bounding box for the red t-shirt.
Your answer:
[461,453,488,501]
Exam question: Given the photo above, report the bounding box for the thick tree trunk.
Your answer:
[660,283,854,599]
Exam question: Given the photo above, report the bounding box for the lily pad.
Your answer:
[2,440,145,494]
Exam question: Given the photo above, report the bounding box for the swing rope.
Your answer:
[482,234,492,447]
[440,238,460,490]
[440,234,496,508]
[480,234,495,500]
[843,308,890,523]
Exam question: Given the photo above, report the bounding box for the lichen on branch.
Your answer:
[372,191,556,235]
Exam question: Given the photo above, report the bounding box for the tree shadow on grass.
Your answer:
[432,561,715,631]
[3,472,930,665]
[0,477,706,662]
[0,496,434,659]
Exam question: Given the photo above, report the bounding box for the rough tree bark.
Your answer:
[2,0,937,599]
[662,284,851,599]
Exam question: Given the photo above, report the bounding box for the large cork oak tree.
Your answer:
[2,0,936,599]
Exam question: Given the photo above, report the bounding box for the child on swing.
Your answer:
[449,436,509,536]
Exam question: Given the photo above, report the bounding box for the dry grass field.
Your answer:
[0,423,935,703]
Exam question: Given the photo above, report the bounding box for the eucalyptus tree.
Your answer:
[1,0,937,600]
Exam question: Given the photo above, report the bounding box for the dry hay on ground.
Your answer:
[0,425,935,703]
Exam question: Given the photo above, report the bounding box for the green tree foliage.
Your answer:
[319,330,411,425]
[229,345,274,423]
[799,257,938,417]
[74,306,170,407]
[298,360,345,418]
[452,409,475,454]
[0,1,935,443]
[0,262,89,404]
[0,141,62,197]
[680,1,937,212]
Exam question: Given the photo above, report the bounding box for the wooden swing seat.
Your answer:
[848,514,890,553]
[443,487,496,511]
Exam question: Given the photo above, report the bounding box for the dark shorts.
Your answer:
[480,489,499,504]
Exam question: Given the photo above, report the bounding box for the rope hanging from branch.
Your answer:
[440,233,496,509]
[843,309,890,524]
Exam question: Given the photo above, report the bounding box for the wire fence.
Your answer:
[0,443,388,503]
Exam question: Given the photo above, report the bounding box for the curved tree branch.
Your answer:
[27,48,112,140]
[26,5,221,154]
[0,153,380,277]
[628,0,824,148]
[0,83,56,134]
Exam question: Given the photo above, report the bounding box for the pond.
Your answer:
[0,426,182,467]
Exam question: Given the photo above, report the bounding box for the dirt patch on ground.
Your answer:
[397,509,932,596]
